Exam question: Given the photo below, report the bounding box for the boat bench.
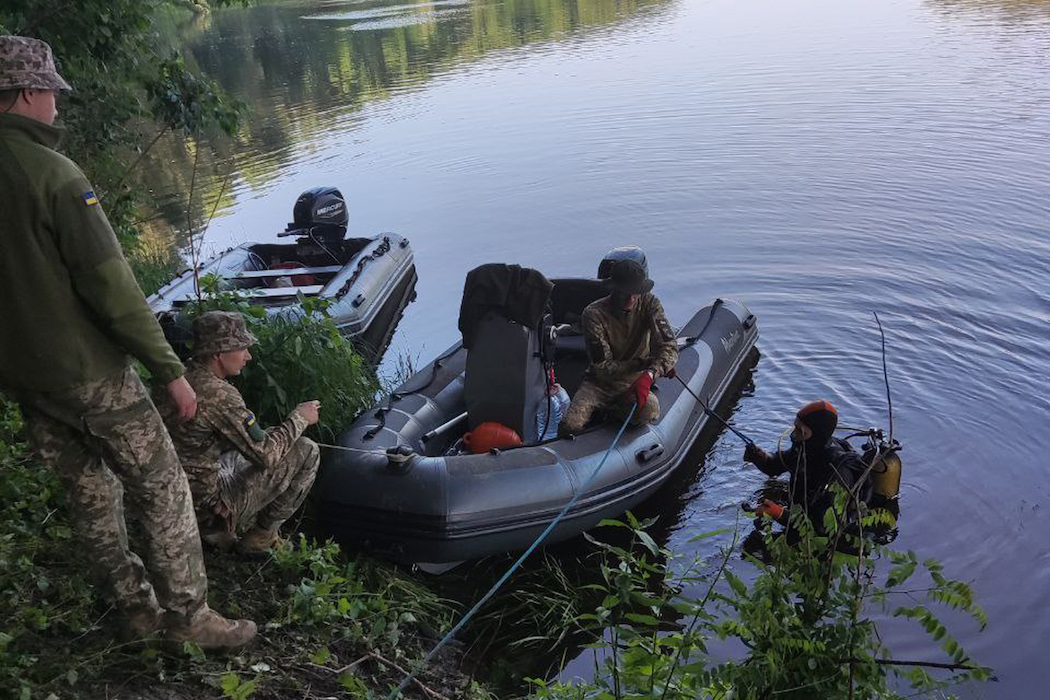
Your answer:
[231,266,342,279]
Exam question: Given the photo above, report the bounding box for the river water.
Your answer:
[163,0,1049,694]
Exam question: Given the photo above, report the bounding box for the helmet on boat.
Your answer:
[286,186,348,243]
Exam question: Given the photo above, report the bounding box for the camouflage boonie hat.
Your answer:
[604,259,654,295]
[0,36,72,92]
[192,311,257,357]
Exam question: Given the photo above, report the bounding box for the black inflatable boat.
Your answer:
[315,258,758,565]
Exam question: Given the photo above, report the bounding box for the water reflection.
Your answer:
[141,0,672,240]
[927,0,1050,23]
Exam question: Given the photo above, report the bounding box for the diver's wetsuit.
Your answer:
[750,437,871,522]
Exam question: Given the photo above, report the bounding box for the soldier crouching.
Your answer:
[156,311,321,556]
[560,250,678,434]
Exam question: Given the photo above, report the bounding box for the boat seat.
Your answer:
[553,333,588,359]
[232,266,342,279]
[464,312,547,438]
[550,278,608,326]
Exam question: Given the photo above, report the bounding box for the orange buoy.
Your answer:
[463,422,522,454]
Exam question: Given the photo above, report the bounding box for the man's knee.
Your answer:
[295,437,320,479]
[633,394,660,425]
[560,400,593,435]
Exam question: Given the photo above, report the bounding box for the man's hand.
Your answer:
[743,443,769,465]
[166,376,197,422]
[296,400,321,426]
[631,371,655,409]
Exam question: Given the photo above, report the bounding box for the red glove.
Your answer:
[754,499,785,520]
[632,371,654,409]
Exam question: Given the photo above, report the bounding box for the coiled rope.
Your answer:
[389,404,639,698]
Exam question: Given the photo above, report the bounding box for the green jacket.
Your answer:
[0,114,184,393]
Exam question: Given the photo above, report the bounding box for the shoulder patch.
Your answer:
[244,411,266,442]
[82,190,98,206]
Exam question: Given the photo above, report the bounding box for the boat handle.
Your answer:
[637,443,664,463]
[352,293,366,308]
[743,314,756,329]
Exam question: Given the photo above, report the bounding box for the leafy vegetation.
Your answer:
[169,282,380,442]
[526,510,991,700]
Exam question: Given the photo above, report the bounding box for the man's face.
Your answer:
[618,292,641,312]
[217,347,252,377]
[790,417,813,444]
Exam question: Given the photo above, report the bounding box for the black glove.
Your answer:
[743,443,768,464]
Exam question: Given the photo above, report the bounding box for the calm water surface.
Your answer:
[164,0,1049,693]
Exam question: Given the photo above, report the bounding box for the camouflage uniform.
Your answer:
[18,368,206,618]
[1,37,207,624]
[561,293,679,433]
[156,312,320,544]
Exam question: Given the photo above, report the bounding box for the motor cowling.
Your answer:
[286,186,348,243]
[597,245,649,280]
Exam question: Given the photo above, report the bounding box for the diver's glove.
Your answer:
[754,499,785,521]
[632,371,655,409]
[743,443,770,464]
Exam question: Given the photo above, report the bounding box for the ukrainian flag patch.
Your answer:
[82,191,99,206]
[245,411,266,442]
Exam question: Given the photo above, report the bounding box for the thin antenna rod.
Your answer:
[873,312,893,442]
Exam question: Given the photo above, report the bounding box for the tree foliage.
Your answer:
[0,0,244,290]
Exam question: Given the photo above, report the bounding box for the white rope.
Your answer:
[317,442,388,455]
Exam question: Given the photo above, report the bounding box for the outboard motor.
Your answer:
[283,186,348,244]
[597,245,649,281]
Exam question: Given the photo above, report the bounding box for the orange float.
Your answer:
[463,422,523,454]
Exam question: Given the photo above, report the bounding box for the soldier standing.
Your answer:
[560,250,679,434]
[0,36,255,647]
[157,311,321,555]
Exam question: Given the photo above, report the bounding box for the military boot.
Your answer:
[119,606,163,641]
[237,528,286,556]
[166,606,257,651]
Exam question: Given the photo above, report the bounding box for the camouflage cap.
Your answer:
[0,36,72,92]
[192,311,257,357]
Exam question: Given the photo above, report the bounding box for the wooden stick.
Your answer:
[313,654,452,700]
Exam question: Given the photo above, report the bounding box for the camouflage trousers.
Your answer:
[560,379,660,435]
[18,366,207,620]
[204,437,319,539]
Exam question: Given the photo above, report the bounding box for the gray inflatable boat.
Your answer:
[316,263,758,566]
[148,187,417,362]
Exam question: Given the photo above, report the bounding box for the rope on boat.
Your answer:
[389,404,639,698]
[316,443,388,455]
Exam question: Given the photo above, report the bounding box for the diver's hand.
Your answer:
[754,499,785,520]
[743,443,769,464]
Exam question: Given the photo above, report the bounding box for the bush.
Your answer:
[177,284,380,442]
[528,509,991,700]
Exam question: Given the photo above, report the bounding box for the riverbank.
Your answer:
[0,398,491,699]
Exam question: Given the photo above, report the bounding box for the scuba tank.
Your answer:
[858,430,902,541]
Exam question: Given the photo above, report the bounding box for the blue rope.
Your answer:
[390,404,639,697]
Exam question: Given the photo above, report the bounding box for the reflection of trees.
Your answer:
[925,0,1050,22]
[139,0,670,241]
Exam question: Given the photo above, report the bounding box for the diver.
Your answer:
[744,400,867,529]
